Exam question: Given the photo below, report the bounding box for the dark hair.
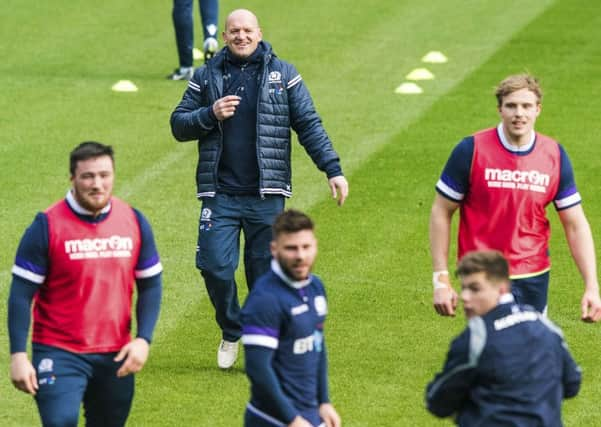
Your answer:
[456,250,509,283]
[272,209,314,238]
[69,141,114,176]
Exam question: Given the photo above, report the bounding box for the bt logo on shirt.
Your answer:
[293,330,324,354]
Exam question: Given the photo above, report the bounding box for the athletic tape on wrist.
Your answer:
[432,270,449,290]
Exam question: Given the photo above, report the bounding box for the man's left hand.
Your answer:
[114,338,150,377]
[581,289,601,322]
[328,176,349,206]
[319,403,341,427]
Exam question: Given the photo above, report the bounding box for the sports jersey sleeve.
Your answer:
[133,209,163,279]
[244,346,299,424]
[8,276,39,353]
[241,290,281,350]
[132,209,163,344]
[241,291,299,423]
[435,137,474,202]
[553,144,582,210]
[11,213,49,285]
[426,328,476,418]
[135,275,162,344]
[9,214,47,354]
[313,279,330,404]
[317,342,330,404]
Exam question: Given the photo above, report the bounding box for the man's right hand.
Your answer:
[288,416,313,427]
[328,176,349,206]
[212,95,241,120]
[10,352,38,395]
[433,272,458,316]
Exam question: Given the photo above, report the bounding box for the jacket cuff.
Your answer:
[197,107,218,130]
[325,161,343,179]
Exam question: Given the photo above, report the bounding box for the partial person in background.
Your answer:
[170,8,348,369]
[426,250,581,426]
[429,73,601,320]
[8,142,163,427]
[167,0,219,80]
[241,210,341,427]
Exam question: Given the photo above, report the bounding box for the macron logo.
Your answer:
[64,235,133,260]
[484,168,550,193]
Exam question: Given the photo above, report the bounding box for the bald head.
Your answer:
[222,9,263,59]
[225,9,260,31]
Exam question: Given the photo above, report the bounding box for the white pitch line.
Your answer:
[116,145,192,200]
[0,148,192,288]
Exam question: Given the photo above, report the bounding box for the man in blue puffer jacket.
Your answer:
[170,8,348,370]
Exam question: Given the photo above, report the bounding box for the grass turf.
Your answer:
[4,0,601,425]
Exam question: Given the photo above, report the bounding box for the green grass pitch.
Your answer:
[2,0,601,425]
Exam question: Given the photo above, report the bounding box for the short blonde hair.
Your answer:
[495,74,542,106]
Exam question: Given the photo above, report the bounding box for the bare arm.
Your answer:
[558,205,601,322]
[9,277,39,394]
[429,194,460,316]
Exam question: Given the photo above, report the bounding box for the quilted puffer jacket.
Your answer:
[170,41,342,198]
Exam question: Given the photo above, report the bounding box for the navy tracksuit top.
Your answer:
[426,296,581,426]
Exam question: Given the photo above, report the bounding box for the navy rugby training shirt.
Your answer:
[241,261,329,425]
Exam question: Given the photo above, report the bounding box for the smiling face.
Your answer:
[271,229,317,281]
[498,88,541,146]
[70,155,114,216]
[222,9,262,59]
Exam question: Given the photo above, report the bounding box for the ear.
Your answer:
[499,279,510,295]
[270,240,277,258]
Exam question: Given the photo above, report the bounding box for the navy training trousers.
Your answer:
[196,194,285,341]
[32,343,134,427]
[172,0,219,67]
[511,271,550,313]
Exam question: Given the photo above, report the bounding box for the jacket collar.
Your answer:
[212,40,274,69]
[225,42,265,66]
[208,41,274,97]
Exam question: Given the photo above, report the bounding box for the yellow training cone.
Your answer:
[406,68,434,81]
[111,80,138,92]
[422,51,448,63]
[395,82,423,94]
